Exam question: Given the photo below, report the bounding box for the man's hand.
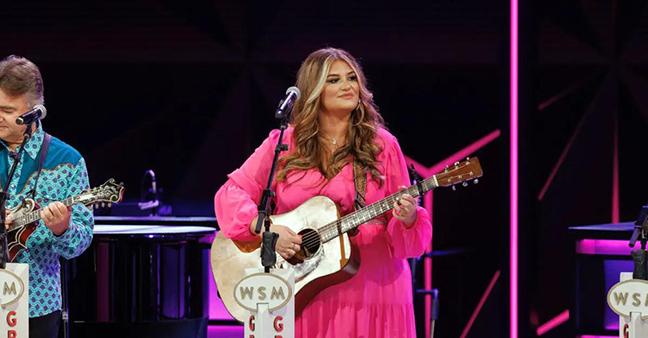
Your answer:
[4,210,13,230]
[40,202,71,236]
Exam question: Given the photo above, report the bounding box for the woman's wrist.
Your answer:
[249,216,260,236]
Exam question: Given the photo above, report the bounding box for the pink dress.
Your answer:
[214,127,432,338]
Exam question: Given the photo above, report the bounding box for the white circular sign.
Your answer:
[607,279,648,319]
[0,269,25,306]
[234,273,293,312]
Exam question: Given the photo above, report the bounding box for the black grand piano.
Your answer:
[64,216,217,338]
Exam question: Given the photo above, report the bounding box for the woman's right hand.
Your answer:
[270,224,302,260]
[249,217,302,260]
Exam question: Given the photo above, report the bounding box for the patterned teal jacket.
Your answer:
[0,125,94,317]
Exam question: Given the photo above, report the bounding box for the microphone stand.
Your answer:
[0,121,35,269]
[255,115,289,273]
[629,204,648,280]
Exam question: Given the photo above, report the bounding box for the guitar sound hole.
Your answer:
[298,228,321,259]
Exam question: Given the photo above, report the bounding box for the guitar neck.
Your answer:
[13,196,80,228]
[320,175,439,244]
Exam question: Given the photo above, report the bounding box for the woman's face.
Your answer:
[319,60,359,116]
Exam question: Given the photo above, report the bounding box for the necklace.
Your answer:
[320,135,343,153]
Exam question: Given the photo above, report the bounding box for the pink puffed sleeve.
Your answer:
[214,129,283,241]
[381,130,433,258]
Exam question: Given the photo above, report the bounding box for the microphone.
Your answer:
[16,105,47,125]
[145,169,157,196]
[275,86,300,119]
[637,204,648,233]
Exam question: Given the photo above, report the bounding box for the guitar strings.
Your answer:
[297,192,410,248]
[282,179,436,249]
[294,191,410,249]
[273,165,476,251]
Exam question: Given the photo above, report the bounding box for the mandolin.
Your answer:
[6,178,125,261]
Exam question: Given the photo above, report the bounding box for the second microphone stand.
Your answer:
[630,204,648,280]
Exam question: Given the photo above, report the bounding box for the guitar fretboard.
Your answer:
[319,175,439,243]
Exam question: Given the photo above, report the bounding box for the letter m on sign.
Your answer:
[271,287,285,300]
[3,282,16,296]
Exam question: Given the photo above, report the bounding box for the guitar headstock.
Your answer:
[435,157,483,188]
[78,178,125,208]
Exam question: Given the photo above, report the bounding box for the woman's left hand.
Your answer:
[392,186,418,227]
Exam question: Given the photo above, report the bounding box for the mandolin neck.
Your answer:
[11,195,81,229]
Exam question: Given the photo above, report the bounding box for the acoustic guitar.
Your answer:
[211,157,482,321]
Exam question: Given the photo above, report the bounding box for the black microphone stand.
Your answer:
[630,204,648,280]
[255,115,290,273]
[0,121,36,269]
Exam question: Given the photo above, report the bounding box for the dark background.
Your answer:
[522,0,648,337]
[3,0,647,337]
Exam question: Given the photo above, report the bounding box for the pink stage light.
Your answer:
[536,309,569,336]
[510,0,519,336]
[405,129,500,338]
[459,270,501,338]
[612,117,619,223]
[576,239,632,256]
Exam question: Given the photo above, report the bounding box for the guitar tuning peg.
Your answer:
[462,181,468,187]
[474,179,479,184]
[452,185,456,191]
[466,157,470,161]
[454,161,460,166]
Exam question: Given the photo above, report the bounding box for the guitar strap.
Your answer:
[350,160,367,236]
[352,160,366,210]
[28,133,51,200]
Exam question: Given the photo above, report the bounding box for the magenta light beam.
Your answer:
[460,270,501,338]
[536,310,570,336]
[510,0,519,335]
[404,129,500,338]
[612,116,619,223]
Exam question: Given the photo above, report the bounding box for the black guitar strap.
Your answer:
[28,133,51,200]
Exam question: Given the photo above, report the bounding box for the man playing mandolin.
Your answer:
[214,48,432,338]
[0,55,94,338]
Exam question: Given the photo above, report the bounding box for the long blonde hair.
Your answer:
[277,48,385,185]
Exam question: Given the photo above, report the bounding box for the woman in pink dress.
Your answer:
[214,47,432,338]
